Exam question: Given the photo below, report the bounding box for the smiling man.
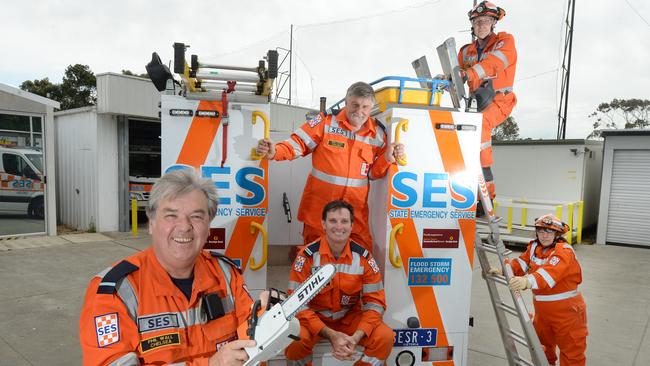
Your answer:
[256,82,405,252]
[285,200,393,366]
[79,169,263,366]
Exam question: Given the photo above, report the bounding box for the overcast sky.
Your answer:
[2,0,649,139]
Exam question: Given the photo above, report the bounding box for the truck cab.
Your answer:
[0,146,45,218]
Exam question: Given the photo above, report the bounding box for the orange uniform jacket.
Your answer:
[510,238,582,300]
[459,31,517,167]
[79,247,253,366]
[287,238,386,337]
[273,108,392,248]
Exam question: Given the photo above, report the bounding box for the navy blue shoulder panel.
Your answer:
[303,241,321,257]
[209,251,243,274]
[374,118,387,135]
[97,260,139,294]
[350,242,370,259]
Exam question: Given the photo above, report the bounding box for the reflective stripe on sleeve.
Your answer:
[491,50,509,68]
[362,302,385,314]
[480,141,492,150]
[536,268,556,288]
[526,274,539,290]
[288,281,300,291]
[472,63,487,79]
[515,257,528,273]
[363,281,384,293]
[287,139,304,157]
[116,278,138,323]
[294,129,317,151]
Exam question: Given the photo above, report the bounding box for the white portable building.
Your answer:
[596,130,650,247]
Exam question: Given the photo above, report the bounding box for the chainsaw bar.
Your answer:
[281,263,336,320]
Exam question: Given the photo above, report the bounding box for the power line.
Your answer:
[203,30,288,59]
[295,0,442,28]
[516,68,558,83]
[624,0,650,28]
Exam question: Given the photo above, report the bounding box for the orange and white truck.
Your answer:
[0,146,45,218]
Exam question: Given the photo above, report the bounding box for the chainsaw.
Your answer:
[238,263,336,366]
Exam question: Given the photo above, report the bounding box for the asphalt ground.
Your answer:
[0,232,648,366]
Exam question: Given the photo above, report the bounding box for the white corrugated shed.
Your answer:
[96,73,160,119]
[596,130,650,247]
[55,107,118,231]
[0,83,59,236]
[492,139,603,228]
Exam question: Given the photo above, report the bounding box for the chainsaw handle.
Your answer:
[247,300,262,339]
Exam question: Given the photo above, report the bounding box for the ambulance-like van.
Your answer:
[0,146,45,218]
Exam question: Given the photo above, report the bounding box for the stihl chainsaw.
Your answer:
[238,263,336,366]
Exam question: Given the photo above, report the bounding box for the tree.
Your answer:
[59,64,96,109]
[492,116,520,141]
[20,77,62,101]
[20,64,96,110]
[121,69,150,79]
[587,98,650,139]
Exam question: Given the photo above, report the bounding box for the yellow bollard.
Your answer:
[520,198,528,228]
[507,206,513,233]
[567,203,574,245]
[577,201,584,244]
[493,201,498,216]
[131,199,138,237]
[555,205,563,222]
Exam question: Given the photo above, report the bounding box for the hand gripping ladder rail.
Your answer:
[474,174,550,366]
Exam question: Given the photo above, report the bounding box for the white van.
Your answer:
[0,146,45,218]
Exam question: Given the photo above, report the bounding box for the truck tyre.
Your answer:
[29,196,45,219]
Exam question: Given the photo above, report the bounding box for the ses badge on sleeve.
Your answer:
[95,313,120,347]
[308,114,323,128]
[368,257,380,273]
[294,256,306,273]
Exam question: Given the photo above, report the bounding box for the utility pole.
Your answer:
[557,0,576,139]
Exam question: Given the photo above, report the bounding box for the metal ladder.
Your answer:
[474,174,550,366]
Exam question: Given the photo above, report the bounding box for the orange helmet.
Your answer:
[468,1,505,21]
[534,214,569,234]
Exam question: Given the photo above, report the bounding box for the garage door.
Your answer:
[606,149,650,247]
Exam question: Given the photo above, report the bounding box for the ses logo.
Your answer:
[391,172,475,210]
[165,165,266,207]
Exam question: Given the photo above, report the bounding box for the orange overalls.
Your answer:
[79,247,253,366]
[285,238,394,365]
[459,31,517,199]
[273,109,392,250]
[511,239,588,366]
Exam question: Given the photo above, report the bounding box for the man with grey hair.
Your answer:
[80,169,265,366]
[256,81,405,253]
